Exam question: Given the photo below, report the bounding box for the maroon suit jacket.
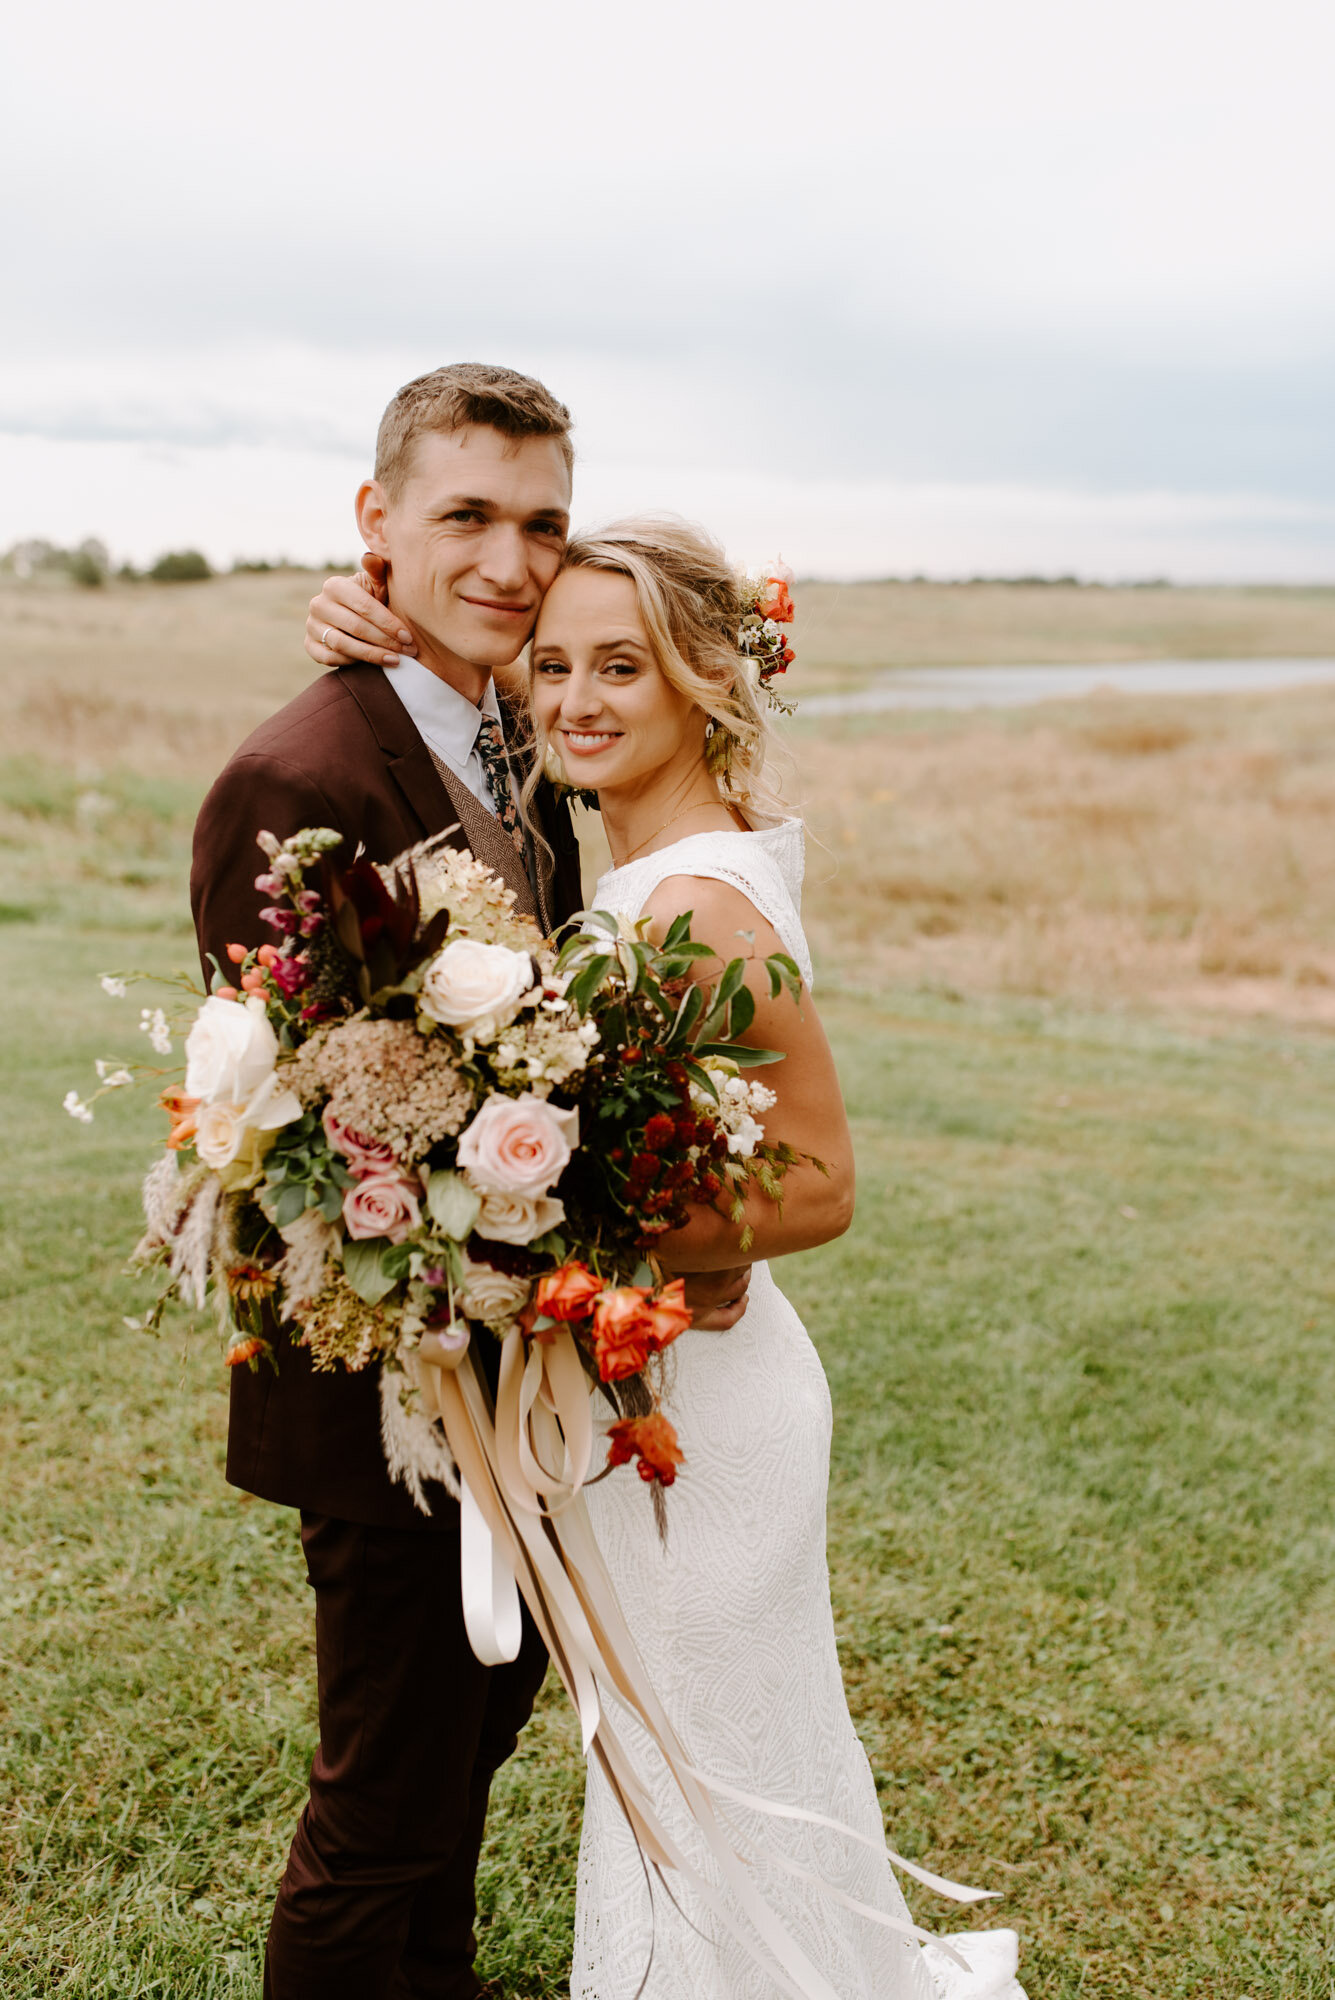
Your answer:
[190,662,584,1530]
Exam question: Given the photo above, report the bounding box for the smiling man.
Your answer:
[190,365,588,2000]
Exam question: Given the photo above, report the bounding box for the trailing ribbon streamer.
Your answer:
[416,1338,987,1985]
[460,1477,523,1665]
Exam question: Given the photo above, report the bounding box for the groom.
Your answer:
[191,364,748,1999]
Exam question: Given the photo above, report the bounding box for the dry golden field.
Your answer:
[4,568,1334,1026]
[793,688,1335,1026]
[792,578,1335,685]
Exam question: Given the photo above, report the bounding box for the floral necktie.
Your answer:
[475,714,526,856]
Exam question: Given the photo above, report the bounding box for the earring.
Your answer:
[704,719,717,741]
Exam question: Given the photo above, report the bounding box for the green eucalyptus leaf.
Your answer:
[567,954,613,1016]
[342,1238,398,1305]
[728,985,756,1037]
[426,1169,483,1241]
[694,1042,785,1067]
[681,1058,719,1100]
[766,951,803,1002]
[274,1182,308,1228]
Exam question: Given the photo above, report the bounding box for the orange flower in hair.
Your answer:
[755,567,795,623]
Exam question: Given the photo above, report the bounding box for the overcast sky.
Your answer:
[4,0,1332,578]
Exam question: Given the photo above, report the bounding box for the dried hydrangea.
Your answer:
[291,1272,399,1372]
[285,1017,473,1163]
[388,837,542,954]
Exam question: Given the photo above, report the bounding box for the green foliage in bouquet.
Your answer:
[555,910,811,1256]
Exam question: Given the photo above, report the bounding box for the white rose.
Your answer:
[195,1071,303,1180]
[456,1253,532,1326]
[456,1092,579,1198]
[185,994,281,1105]
[472,1185,566,1246]
[419,938,535,1041]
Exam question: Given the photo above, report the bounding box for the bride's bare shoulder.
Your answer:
[638,870,786,962]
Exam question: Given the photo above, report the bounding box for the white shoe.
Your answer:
[922,1927,1029,1999]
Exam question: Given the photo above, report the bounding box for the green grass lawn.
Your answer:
[3,883,1334,1992]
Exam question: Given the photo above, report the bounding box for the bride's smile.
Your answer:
[530,564,744,866]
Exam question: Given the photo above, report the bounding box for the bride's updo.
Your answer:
[537,515,784,811]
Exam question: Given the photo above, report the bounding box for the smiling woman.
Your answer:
[518,513,1030,1999]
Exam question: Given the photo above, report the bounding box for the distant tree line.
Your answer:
[0,543,328,587]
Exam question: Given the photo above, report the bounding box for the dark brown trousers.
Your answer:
[263,1510,549,2000]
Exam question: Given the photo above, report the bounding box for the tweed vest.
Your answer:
[424,746,556,932]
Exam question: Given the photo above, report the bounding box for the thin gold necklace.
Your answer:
[620,799,729,866]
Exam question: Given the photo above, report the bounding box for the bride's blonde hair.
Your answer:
[522,515,788,823]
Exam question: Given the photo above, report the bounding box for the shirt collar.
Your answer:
[382,656,499,769]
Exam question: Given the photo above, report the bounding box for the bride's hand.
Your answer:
[305,555,417,667]
[674,1265,752,1333]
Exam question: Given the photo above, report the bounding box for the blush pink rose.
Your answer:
[323,1104,395,1175]
[342,1168,422,1243]
[456,1092,579,1199]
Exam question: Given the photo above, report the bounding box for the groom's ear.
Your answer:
[355,478,392,559]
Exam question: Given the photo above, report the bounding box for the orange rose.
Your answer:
[644,1278,692,1352]
[590,1287,656,1381]
[756,569,795,623]
[534,1261,606,1322]
[606,1413,685,1486]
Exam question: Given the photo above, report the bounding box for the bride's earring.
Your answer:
[704,719,717,742]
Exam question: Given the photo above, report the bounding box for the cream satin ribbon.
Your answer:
[460,1478,523,1665]
[416,1329,988,1986]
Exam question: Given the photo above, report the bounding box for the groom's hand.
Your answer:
[679,1265,752,1333]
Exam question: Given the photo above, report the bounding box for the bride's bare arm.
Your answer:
[639,874,856,1274]
[303,557,529,700]
[306,556,413,666]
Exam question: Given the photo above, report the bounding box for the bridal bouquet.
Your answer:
[71,826,802,1504]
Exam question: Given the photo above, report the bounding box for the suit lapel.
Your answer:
[340,662,457,838]
[340,661,583,926]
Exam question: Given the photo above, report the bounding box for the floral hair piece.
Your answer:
[705,562,796,791]
[737,562,796,715]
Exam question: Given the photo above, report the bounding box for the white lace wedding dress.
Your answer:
[571,819,1027,2000]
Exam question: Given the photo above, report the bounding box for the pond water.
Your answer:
[801,657,1335,716]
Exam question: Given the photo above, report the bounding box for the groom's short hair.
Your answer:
[375,363,574,496]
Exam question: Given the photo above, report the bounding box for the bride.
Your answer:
[309,520,1027,1999]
